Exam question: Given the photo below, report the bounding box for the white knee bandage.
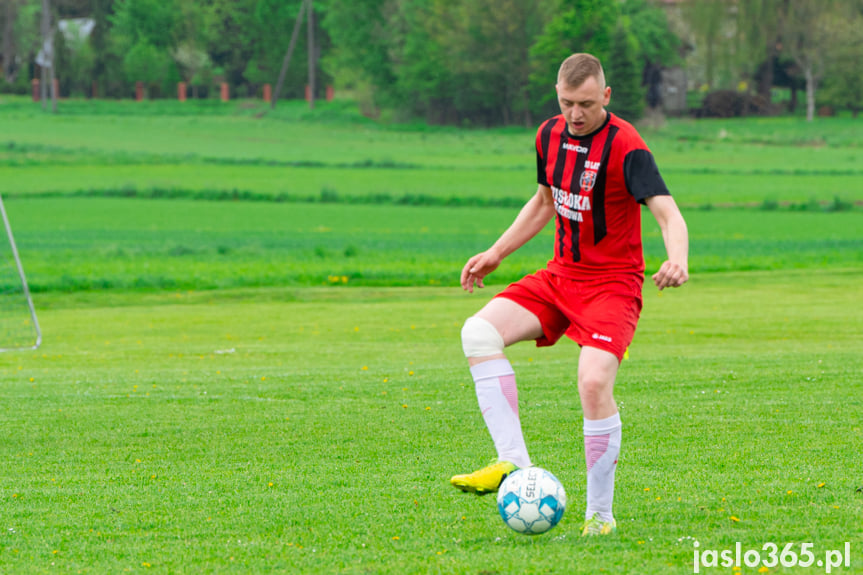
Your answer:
[461,316,505,358]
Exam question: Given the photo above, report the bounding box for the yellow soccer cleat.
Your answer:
[450,460,517,496]
[581,512,617,536]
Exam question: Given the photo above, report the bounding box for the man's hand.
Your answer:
[645,195,689,291]
[652,260,688,290]
[461,250,502,293]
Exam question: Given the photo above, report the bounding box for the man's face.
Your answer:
[556,76,611,136]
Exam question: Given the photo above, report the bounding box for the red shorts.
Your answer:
[494,269,642,361]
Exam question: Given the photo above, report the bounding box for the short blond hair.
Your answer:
[557,53,606,89]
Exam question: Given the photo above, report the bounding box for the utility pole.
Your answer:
[270,0,307,111]
[307,0,315,110]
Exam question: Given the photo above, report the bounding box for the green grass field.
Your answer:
[2,272,861,573]
[2,95,862,208]
[0,97,861,573]
[1,198,861,293]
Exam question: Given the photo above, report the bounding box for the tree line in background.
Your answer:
[1,0,862,124]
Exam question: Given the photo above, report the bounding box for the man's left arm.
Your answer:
[645,195,689,290]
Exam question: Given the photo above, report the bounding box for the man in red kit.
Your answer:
[450,53,689,536]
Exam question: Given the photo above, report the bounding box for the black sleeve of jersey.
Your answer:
[537,148,549,186]
[623,149,671,204]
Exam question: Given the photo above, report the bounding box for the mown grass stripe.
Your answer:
[4,187,860,212]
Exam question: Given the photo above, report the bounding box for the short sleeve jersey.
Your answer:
[535,111,670,282]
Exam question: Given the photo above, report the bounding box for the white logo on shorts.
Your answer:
[592,333,613,343]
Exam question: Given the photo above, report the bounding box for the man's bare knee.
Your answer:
[578,376,613,409]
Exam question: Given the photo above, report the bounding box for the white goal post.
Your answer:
[0,194,41,352]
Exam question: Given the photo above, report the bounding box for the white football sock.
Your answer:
[583,412,622,522]
[470,359,532,469]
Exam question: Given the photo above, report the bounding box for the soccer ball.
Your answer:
[497,467,566,535]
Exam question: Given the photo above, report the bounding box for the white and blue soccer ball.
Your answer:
[497,467,566,535]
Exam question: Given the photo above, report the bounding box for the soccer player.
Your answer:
[450,53,689,536]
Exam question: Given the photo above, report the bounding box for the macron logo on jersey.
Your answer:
[563,142,589,154]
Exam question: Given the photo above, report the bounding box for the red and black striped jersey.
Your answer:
[535,111,670,281]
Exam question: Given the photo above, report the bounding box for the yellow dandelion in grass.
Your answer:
[401,404,408,409]
[425,406,431,411]
[643,487,650,492]
[392,536,400,541]
[142,562,152,568]
[408,371,414,376]
[361,366,368,371]
[383,378,388,383]
[341,276,348,283]
[730,516,740,522]
[268,482,274,487]
[758,567,769,574]
[817,482,826,488]
[787,490,793,495]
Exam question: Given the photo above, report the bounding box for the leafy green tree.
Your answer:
[782,0,836,121]
[246,0,298,94]
[606,21,644,122]
[736,0,784,102]
[528,0,619,115]
[410,0,541,126]
[620,0,680,109]
[682,0,729,88]
[2,0,18,82]
[90,0,121,96]
[206,0,257,91]
[9,0,43,82]
[820,4,863,116]
[322,0,398,110]
[54,19,94,97]
[392,0,454,121]
[172,0,212,97]
[123,39,170,97]
[110,0,179,51]
[110,0,180,96]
